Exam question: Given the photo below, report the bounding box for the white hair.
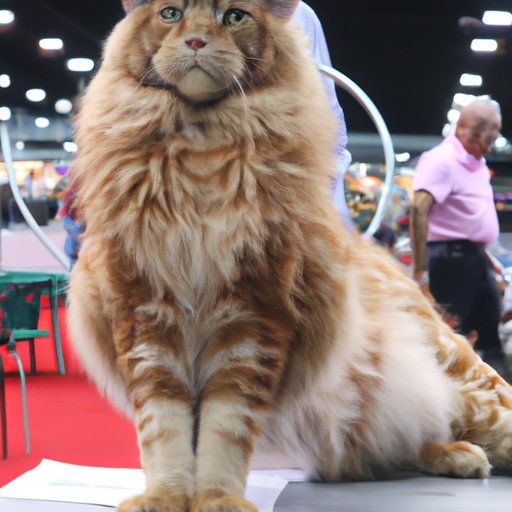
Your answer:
[461,97,501,120]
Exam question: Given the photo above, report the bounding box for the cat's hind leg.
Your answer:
[415,441,491,478]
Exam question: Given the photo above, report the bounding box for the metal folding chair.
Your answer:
[0,280,52,455]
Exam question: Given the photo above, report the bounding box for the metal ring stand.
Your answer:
[0,122,70,271]
[318,65,395,238]
[1,68,393,264]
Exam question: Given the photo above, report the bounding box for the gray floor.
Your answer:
[1,473,512,512]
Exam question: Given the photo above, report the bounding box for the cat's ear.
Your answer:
[265,0,300,18]
[121,0,152,14]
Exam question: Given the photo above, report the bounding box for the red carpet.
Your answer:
[0,296,140,487]
[0,372,140,487]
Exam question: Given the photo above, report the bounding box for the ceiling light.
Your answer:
[471,39,498,52]
[55,98,73,115]
[495,136,508,149]
[63,141,78,153]
[0,106,11,121]
[447,109,461,123]
[0,10,15,25]
[35,117,50,128]
[0,74,10,88]
[395,152,410,163]
[39,38,64,51]
[459,73,483,87]
[26,88,47,102]
[66,58,94,72]
[16,141,25,151]
[442,123,452,137]
[482,11,512,26]
[453,93,476,107]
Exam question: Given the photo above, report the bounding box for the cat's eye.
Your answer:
[160,6,183,23]
[223,9,247,26]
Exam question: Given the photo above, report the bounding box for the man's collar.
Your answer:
[445,135,485,171]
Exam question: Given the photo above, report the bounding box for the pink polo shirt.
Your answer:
[413,135,499,243]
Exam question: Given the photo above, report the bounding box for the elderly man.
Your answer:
[411,98,509,378]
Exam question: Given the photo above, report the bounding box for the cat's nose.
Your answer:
[186,38,207,51]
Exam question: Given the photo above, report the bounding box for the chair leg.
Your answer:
[0,356,7,459]
[7,341,30,455]
[28,338,37,375]
[50,288,66,375]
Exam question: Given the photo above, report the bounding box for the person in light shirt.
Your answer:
[411,98,509,379]
[292,1,353,230]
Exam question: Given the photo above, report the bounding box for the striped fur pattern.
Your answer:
[67,1,512,511]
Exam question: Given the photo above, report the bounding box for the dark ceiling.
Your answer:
[0,0,511,138]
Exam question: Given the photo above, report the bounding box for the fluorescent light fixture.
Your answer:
[395,152,411,163]
[471,39,498,52]
[0,74,10,88]
[39,38,64,51]
[442,123,452,137]
[483,11,512,26]
[453,93,476,107]
[63,141,78,153]
[35,117,50,128]
[66,58,94,72]
[16,141,25,150]
[0,106,11,121]
[26,88,46,102]
[459,73,483,87]
[0,10,15,25]
[453,92,476,107]
[447,109,461,123]
[495,136,508,149]
[55,98,73,115]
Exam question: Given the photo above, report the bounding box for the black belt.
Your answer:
[427,239,485,257]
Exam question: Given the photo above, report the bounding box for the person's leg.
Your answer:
[332,172,354,232]
[428,244,481,335]
[469,252,511,380]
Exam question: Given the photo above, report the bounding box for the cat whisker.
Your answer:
[245,60,266,74]
[230,75,248,116]
[245,55,266,62]
[137,65,158,90]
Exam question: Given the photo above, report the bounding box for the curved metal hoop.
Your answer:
[0,69,392,267]
[318,65,395,238]
[0,122,70,271]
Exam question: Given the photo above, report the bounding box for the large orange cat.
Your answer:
[68,1,512,511]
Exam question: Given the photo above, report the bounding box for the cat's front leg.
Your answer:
[116,312,195,512]
[192,330,288,512]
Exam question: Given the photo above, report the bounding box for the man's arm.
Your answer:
[410,190,434,283]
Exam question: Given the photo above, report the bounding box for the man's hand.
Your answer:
[410,190,434,277]
[413,270,434,302]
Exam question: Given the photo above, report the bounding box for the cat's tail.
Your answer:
[67,250,133,418]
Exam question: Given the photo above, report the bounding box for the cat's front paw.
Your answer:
[117,490,188,512]
[192,494,258,512]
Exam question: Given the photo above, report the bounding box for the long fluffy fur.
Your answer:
[68,1,512,511]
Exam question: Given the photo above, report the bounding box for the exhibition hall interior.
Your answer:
[0,1,512,511]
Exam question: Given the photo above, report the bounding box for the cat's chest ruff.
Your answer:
[143,168,263,308]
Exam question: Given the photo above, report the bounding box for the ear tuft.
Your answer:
[265,0,300,18]
[121,0,152,14]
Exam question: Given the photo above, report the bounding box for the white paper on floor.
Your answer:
[0,459,299,511]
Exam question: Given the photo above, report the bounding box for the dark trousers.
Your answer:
[427,240,510,378]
